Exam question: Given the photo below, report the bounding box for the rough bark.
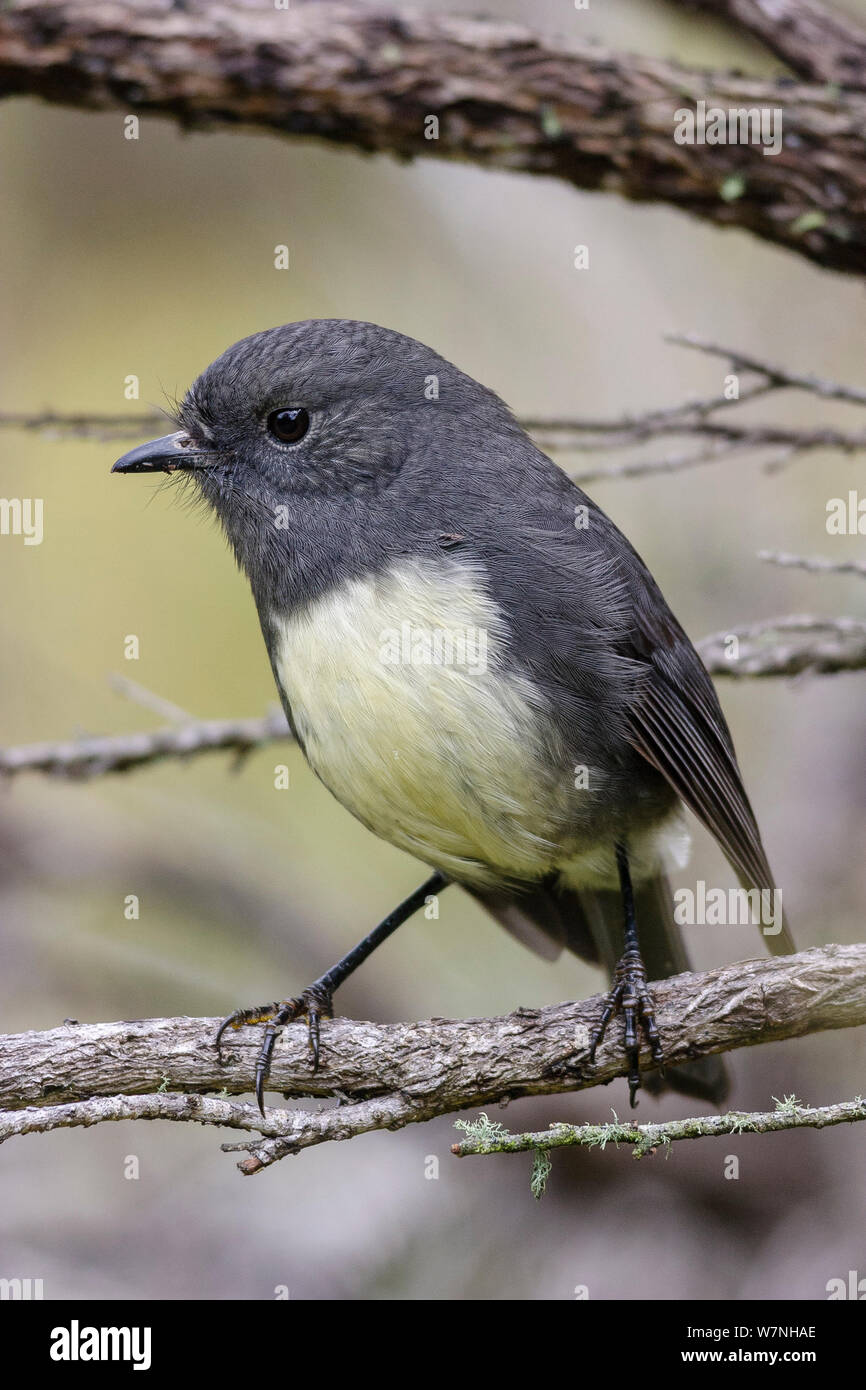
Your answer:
[1,944,863,1173]
[679,0,866,88]
[0,1,864,272]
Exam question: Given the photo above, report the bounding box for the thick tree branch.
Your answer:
[679,0,866,89]
[0,1,865,272]
[0,944,864,1173]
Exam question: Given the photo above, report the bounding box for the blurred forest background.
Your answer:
[1,0,865,1299]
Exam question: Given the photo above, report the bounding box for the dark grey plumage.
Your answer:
[115,320,794,1105]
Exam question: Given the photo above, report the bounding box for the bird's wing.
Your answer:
[617,544,794,954]
[459,448,793,954]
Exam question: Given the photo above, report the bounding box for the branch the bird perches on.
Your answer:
[1,944,863,1174]
[0,335,862,1173]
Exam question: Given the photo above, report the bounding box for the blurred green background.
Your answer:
[1,0,865,1299]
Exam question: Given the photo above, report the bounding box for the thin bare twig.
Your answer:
[560,336,866,481]
[0,334,862,777]
[759,550,866,579]
[0,709,292,779]
[452,1095,866,1159]
[521,379,777,443]
[0,616,863,781]
[108,674,192,724]
[0,410,166,440]
[699,616,866,678]
[5,339,866,489]
[570,442,800,484]
[667,335,866,408]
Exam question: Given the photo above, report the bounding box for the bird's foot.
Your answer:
[215,982,334,1115]
[588,947,663,1108]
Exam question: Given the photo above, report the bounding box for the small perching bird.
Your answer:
[113,320,792,1112]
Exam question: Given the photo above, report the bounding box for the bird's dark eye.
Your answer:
[267,408,310,444]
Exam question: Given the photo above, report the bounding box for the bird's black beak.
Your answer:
[111,430,213,474]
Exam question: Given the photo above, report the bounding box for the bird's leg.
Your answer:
[215,871,448,1113]
[588,842,664,1107]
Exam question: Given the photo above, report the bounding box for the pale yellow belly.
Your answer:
[269,557,570,886]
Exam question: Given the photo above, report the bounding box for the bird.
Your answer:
[112,319,792,1113]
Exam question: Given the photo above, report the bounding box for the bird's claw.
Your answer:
[215,983,334,1116]
[588,947,663,1107]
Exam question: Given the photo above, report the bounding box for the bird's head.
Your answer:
[112,319,515,601]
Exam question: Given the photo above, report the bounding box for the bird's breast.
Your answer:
[267,556,571,885]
